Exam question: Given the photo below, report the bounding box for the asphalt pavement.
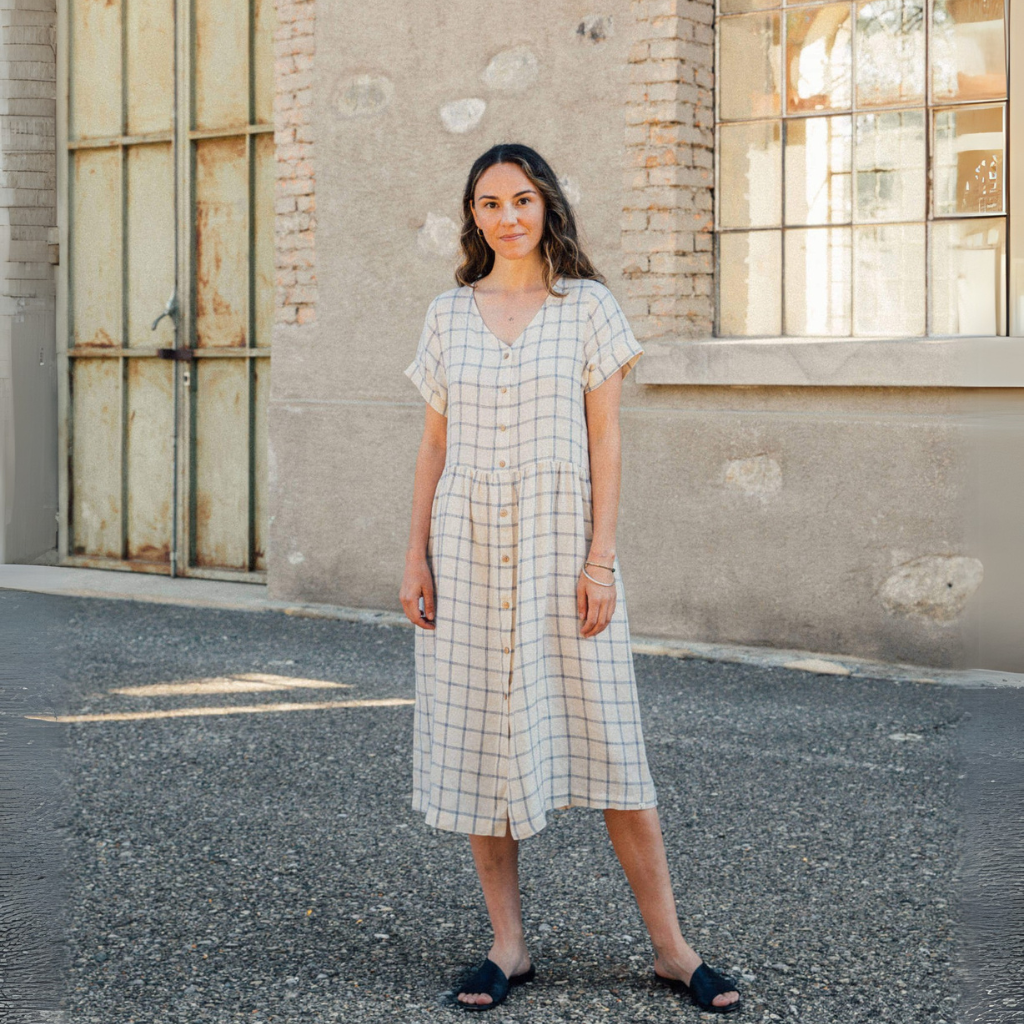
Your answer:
[2,587,1022,1024]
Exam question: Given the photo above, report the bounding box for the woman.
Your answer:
[399,143,740,1015]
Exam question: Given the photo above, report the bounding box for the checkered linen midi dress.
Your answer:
[403,275,658,840]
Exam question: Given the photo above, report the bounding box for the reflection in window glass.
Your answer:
[715,0,1008,337]
[718,13,782,122]
[855,0,925,107]
[718,231,781,336]
[930,218,1005,335]
[853,224,925,335]
[784,228,852,335]
[719,121,782,228]
[854,110,925,222]
[931,0,1006,102]
[786,4,853,113]
[784,115,852,225]
[933,104,1004,216]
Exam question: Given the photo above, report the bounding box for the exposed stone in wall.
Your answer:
[721,454,782,501]
[481,46,539,92]
[274,0,316,326]
[623,0,714,340]
[878,555,984,622]
[417,212,460,260]
[440,97,486,134]
[0,0,56,317]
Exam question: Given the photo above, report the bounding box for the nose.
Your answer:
[500,202,519,225]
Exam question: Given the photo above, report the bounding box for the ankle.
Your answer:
[653,942,700,978]
[490,935,527,954]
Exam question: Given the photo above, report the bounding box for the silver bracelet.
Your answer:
[582,566,615,587]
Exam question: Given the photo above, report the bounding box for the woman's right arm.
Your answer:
[400,403,447,629]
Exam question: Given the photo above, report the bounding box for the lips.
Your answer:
[500,233,526,241]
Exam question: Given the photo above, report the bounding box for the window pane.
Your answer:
[719,13,783,121]
[718,231,782,335]
[719,121,782,228]
[930,218,1005,335]
[933,104,1004,216]
[853,223,925,335]
[784,114,852,225]
[855,0,925,107]
[784,228,852,335]
[786,4,853,113]
[931,0,1006,102]
[721,0,780,12]
[854,109,925,221]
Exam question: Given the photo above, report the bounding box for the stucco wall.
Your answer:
[268,0,994,671]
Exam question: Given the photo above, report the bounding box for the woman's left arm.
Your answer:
[578,367,624,638]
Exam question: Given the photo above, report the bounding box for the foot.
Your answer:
[654,951,740,1010]
[456,942,532,1007]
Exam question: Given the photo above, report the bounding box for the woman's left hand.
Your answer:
[577,563,616,638]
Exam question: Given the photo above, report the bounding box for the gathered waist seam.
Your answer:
[441,459,589,483]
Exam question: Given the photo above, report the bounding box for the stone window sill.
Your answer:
[634,337,1024,388]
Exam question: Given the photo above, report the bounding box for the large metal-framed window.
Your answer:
[714,0,1010,339]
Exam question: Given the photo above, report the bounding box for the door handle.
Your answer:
[151,290,178,331]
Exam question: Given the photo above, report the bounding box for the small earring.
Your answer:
[477,227,483,237]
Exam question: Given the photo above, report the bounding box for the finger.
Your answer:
[405,594,435,630]
[592,596,614,636]
[577,578,588,622]
[422,585,435,622]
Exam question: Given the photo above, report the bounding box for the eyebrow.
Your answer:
[477,189,537,200]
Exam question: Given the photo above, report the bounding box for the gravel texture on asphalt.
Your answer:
[10,591,1015,1023]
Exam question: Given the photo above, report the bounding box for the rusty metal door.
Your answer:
[56,0,275,580]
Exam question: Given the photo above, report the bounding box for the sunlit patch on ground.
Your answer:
[24,673,413,723]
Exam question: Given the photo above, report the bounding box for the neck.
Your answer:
[482,253,549,293]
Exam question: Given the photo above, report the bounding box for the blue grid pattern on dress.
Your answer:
[404,275,657,840]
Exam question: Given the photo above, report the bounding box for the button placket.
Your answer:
[497,352,512,470]
[498,475,516,704]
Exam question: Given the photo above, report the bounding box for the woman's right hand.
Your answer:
[400,557,436,630]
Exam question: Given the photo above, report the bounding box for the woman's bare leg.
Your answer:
[603,807,739,1009]
[456,816,533,1006]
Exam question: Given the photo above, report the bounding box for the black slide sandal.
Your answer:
[654,961,742,1014]
[452,957,536,1012]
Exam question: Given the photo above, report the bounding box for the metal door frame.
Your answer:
[55,0,270,583]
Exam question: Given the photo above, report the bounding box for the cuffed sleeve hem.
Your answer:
[404,359,448,416]
[584,345,644,393]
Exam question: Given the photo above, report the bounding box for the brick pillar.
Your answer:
[274,0,317,326]
[623,0,715,341]
[0,0,56,316]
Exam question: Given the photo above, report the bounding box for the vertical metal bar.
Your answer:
[119,0,129,559]
[1008,1,1022,335]
[780,8,787,335]
[170,0,182,575]
[713,3,720,335]
[58,0,72,559]
[177,0,197,574]
[188,133,198,572]
[246,0,256,571]
[924,0,933,335]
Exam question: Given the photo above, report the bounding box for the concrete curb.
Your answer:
[2,563,1020,690]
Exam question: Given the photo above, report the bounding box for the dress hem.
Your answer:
[415,794,660,840]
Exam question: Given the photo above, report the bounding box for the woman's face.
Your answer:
[471,162,546,263]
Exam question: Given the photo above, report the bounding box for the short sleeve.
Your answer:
[403,298,448,416]
[583,284,644,393]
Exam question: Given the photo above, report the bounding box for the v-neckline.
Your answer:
[469,277,562,349]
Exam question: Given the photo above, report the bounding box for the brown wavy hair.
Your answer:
[455,143,604,297]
